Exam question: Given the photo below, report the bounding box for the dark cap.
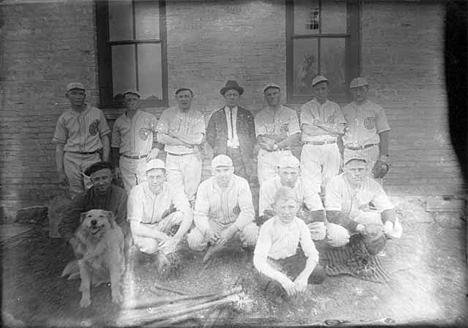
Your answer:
[84,161,113,176]
[220,80,244,96]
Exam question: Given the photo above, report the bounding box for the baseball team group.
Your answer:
[55,76,403,301]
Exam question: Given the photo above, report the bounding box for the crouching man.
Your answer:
[254,186,326,304]
[187,155,259,253]
[128,159,193,273]
[59,161,129,255]
[324,157,403,255]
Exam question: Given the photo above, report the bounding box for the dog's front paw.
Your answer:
[112,289,124,304]
[80,296,92,308]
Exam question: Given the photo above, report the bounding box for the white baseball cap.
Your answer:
[278,155,300,169]
[349,77,369,88]
[311,75,328,87]
[66,82,85,91]
[123,89,141,98]
[263,83,281,93]
[211,155,233,168]
[146,159,165,172]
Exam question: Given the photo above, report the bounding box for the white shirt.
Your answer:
[224,106,239,148]
[254,216,318,261]
[194,174,255,232]
[325,173,394,219]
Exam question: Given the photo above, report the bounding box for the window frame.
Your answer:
[95,0,169,109]
[285,0,361,104]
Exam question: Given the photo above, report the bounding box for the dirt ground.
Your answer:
[1,196,467,327]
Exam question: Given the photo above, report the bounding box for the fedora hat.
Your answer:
[220,80,244,96]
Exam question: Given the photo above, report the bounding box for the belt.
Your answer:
[304,140,336,146]
[67,150,99,155]
[121,154,148,160]
[263,147,290,152]
[345,143,378,151]
[167,152,194,157]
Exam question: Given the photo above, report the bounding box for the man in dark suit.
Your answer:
[206,80,257,184]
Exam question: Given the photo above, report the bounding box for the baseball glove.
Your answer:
[362,223,387,255]
[372,160,390,179]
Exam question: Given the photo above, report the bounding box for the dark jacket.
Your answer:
[206,106,256,176]
[59,185,128,242]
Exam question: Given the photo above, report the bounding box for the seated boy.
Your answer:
[253,186,326,303]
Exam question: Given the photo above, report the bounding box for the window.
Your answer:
[96,0,168,108]
[286,0,360,103]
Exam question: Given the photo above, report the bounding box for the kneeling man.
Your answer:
[254,186,326,303]
[324,157,402,255]
[187,155,258,252]
[128,159,193,258]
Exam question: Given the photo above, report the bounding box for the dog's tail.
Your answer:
[61,260,80,280]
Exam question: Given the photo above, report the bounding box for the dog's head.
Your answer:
[79,209,116,237]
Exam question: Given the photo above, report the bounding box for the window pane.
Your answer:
[135,0,160,40]
[112,45,137,96]
[294,0,320,35]
[137,44,163,100]
[293,38,318,95]
[321,1,347,34]
[109,0,134,41]
[320,38,346,95]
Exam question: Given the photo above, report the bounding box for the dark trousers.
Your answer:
[255,249,327,295]
[226,147,247,179]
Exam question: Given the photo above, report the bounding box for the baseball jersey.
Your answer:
[300,99,346,142]
[325,173,394,216]
[52,104,110,152]
[259,176,323,215]
[254,216,318,261]
[254,105,300,138]
[111,110,158,156]
[194,175,255,232]
[127,181,192,225]
[156,106,205,155]
[341,100,391,147]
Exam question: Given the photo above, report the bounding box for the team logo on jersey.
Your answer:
[280,123,289,134]
[88,120,99,136]
[139,127,150,140]
[364,117,375,130]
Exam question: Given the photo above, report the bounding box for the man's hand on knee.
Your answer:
[218,225,237,245]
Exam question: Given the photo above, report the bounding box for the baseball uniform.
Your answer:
[341,100,391,175]
[255,105,301,185]
[53,104,110,197]
[324,172,401,246]
[111,110,158,192]
[127,181,192,254]
[259,176,323,216]
[156,106,205,202]
[300,99,346,194]
[187,174,259,251]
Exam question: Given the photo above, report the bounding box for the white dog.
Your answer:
[61,209,125,308]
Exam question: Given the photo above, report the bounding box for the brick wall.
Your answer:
[165,0,286,114]
[360,1,462,196]
[0,0,463,215]
[0,0,99,213]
